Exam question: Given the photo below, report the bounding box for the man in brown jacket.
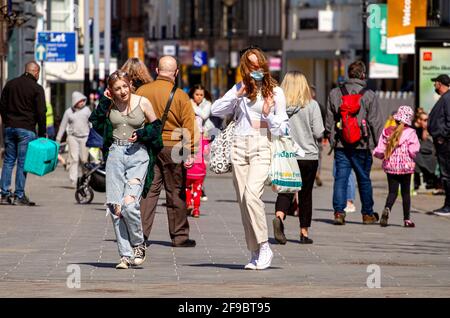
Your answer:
[137,56,197,247]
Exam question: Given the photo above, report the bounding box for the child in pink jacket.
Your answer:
[186,136,209,218]
[373,105,420,227]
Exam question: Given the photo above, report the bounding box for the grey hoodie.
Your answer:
[325,78,384,151]
[56,91,91,141]
[287,99,324,160]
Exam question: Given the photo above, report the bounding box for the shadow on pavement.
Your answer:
[313,218,367,225]
[146,240,173,247]
[188,263,283,270]
[215,199,276,204]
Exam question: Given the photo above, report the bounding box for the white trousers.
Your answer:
[231,135,272,252]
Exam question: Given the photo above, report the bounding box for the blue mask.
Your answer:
[250,71,264,81]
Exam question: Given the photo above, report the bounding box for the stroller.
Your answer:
[75,161,106,204]
[75,127,105,204]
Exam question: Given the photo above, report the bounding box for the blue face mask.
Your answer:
[250,71,264,81]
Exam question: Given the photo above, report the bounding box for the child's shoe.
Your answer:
[404,219,415,228]
[192,209,200,218]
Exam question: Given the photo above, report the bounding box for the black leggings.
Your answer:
[275,160,319,228]
[385,173,412,220]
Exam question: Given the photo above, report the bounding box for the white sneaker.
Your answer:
[344,202,356,213]
[244,250,259,270]
[256,242,273,270]
[116,257,131,269]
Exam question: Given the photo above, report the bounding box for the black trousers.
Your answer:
[275,160,319,228]
[385,173,412,220]
[435,139,450,207]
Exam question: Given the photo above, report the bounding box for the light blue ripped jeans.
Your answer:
[106,142,149,258]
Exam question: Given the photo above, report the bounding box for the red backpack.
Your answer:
[338,85,366,144]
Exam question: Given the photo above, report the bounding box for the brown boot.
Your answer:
[362,213,379,224]
[334,212,346,225]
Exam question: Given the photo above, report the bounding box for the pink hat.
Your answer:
[393,105,414,126]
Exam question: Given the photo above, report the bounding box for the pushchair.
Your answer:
[75,162,106,204]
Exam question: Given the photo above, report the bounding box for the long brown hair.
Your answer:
[385,121,405,159]
[120,58,153,91]
[240,48,277,102]
[107,70,133,114]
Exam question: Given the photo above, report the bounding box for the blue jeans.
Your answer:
[333,148,374,215]
[106,142,149,258]
[333,162,356,201]
[1,127,36,198]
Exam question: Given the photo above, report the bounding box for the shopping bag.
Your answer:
[267,136,302,193]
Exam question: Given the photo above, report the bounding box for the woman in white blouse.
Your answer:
[211,47,289,270]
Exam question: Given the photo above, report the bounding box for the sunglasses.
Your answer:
[109,70,128,80]
[239,45,261,57]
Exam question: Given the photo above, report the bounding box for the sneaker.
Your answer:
[380,207,390,227]
[362,213,379,224]
[14,195,35,206]
[0,194,14,205]
[334,212,346,225]
[116,257,132,269]
[256,242,273,270]
[192,209,200,218]
[344,201,356,213]
[404,219,415,227]
[272,217,287,244]
[432,189,445,195]
[200,194,208,202]
[132,244,146,266]
[433,206,450,216]
[244,250,259,270]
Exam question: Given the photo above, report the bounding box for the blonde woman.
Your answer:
[211,47,289,270]
[273,71,324,245]
[120,57,153,91]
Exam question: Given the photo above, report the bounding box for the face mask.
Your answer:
[435,88,441,95]
[250,71,264,81]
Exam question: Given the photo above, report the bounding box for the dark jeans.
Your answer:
[1,127,36,198]
[385,173,412,220]
[140,146,190,245]
[275,160,318,228]
[333,148,374,215]
[435,139,450,207]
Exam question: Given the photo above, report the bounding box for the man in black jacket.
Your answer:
[429,74,450,216]
[0,61,46,206]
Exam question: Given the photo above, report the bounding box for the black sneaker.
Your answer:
[132,244,146,266]
[14,195,36,206]
[433,206,450,216]
[0,194,14,205]
[172,239,196,247]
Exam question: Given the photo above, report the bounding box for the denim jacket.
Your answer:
[89,95,164,198]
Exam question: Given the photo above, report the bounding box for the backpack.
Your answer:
[338,85,366,145]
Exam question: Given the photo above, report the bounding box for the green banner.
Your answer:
[369,4,399,79]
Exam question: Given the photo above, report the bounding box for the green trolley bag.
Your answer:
[24,138,60,176]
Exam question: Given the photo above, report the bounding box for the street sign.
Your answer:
[36,32,77,62]
[163,45,177,56]
[35,44,46,62]
[127,37,145,61]
[193,50,207,67]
